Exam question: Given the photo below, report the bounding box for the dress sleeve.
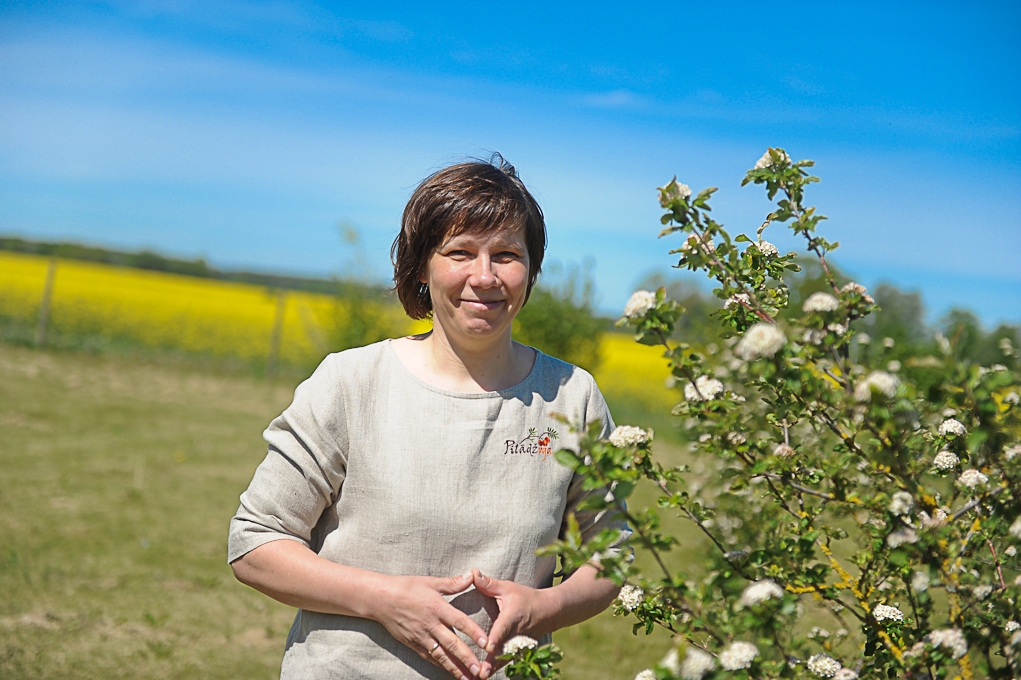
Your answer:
[227,355,349,563]
[560,373,632,561]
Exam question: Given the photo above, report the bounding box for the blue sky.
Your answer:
[1,1,1019,326]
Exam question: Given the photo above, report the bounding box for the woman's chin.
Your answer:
[440,315,512,341]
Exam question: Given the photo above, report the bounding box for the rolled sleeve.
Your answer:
[228,356,349,563]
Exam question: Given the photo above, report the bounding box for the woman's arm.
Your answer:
[470,565,619,680]
[231,540,490,680]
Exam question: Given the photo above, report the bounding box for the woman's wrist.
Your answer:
[541,565,618,634]
[532,582,568,636]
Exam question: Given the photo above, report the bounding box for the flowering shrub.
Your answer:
[535,148,1021,679]
[500,636,563,679]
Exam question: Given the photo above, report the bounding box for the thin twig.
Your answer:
[985,539,1007,590]
[951,485,1008,522]
[756,473,840,502]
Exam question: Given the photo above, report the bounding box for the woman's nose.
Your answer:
[470,254,498,286]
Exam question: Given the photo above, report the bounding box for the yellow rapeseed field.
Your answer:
[592,332,677,415]
[0,251,677,412]
[0,251,412,366]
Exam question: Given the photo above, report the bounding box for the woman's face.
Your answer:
[421,224,530,346]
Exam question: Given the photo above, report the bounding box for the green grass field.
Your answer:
[0,342,697,679]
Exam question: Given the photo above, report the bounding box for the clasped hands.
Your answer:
[376,567,556,680]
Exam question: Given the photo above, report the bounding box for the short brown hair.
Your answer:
[391,155,546,320]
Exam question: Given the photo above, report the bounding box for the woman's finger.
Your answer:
[472,571,513,658]
[484,612,514,661]
[471,569,504,597]
[433,571,474,596]
[431,572,489,646]
[429,624,482,680]
[417,636,470,680]
[440,603,489,653]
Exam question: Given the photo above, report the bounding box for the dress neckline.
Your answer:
[384,339,543,399]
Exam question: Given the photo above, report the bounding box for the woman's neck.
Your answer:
[392,324,535,393]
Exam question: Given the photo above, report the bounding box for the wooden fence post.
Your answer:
[35,257,58,347]
[267,291,287,375]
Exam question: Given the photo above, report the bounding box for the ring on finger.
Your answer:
[429,641,441,654]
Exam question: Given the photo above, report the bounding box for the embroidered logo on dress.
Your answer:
[504,427,559,461]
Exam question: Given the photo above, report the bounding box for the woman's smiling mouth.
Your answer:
[459,298,505,311]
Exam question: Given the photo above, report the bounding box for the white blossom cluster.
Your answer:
[684,375,724,401]
[753,148,792,169]
[738,580,784,607]
[1006,620,1020,633]
[502,635,537,655]
[735,323,786,360]
[888,492,914,516]
[726,431,747,446]
[724,292,750,309]
[807,653,842,677]
[887,527,918,548]
[679,646,715,679]
[925,628,968,659]
[872,604,904,622]
[609,425,653,448]
[972,585,992,600]
[911,571,930,592]
[957,469,988,489]
[623,290,657,319]
[1011,516,1021,538]
[633,671,656,680]
[833,670,858,680]
[919,508,949,528]
[658,177,692,206]
[841,281,875,304]
[755,239,778,257]
[932,449,959,470]
[617,584,643,611]
[1005,444,1021,460]
[854,371,900,402]
[773,443,796,457]
[1004,545,1016,557]
[841,282,865,294]
[658,648,680,675]
[1005,391,1020,405]
[680,234,716,257]
[718,641,758,670]
[803,292,840,313]
[939,418,967,437]
[803,329,826,345]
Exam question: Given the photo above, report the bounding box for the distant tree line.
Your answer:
[639,258,1020,381]
[0,236,374,296]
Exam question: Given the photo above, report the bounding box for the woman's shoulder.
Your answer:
[528,348,612,433]
[529,347,601,396]
[308,340,394,390]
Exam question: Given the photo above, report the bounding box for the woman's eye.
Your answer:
[495,251,521,261]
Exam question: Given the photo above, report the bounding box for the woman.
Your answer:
[229,157,628,680]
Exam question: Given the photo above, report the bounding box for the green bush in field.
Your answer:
[506,149,1021,679]
[328,280,406,352]
[514,263,606,372]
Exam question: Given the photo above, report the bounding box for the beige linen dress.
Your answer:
[229,340,628,679]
